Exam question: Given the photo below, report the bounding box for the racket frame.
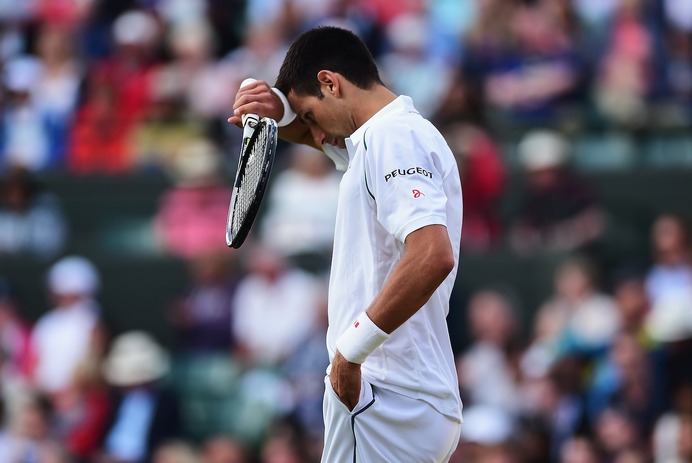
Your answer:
[225,116,278,248]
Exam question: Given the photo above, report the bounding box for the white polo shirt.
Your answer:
[326,95,463,422]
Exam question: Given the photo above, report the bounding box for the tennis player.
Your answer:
[230,26,463,462]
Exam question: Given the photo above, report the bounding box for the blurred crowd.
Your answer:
[3,209,692,462]
[0,0,689,174]
[1,0,692,462]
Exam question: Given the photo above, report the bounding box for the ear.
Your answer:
[317,70,341,97]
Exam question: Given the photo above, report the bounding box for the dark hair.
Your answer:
[275,26,383,97]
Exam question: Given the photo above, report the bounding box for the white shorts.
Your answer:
[321,376,461,463]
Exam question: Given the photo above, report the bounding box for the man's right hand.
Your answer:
[228,79,319,150]
[228,79,284,127]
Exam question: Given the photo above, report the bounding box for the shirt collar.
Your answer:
[346,95,416,153]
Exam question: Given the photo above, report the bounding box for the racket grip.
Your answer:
[240,78,259,131]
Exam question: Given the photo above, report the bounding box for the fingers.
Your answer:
[228,80,283,126]
[227,101,268,127]
[330,352,362,411]
[227,115,242,127]
[331,375,360,411]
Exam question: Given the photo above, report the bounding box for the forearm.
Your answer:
[365,225,455,334]
[331,224,454,409]
[278,119,320,150]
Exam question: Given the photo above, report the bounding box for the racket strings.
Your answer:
[231,123,271,234]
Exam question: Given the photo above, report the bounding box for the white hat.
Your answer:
[646,290,692,342]
[113,10,159,46]
[459,405,514,445]
[518,130,569,170]
[103,331,170,386]
[4,56,41,93]
[47,256,100,296]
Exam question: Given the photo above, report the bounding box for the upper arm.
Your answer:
[404,224,455,276]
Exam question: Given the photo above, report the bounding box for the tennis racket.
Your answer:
[226,78,278,248]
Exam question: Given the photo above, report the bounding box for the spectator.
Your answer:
[259,144,341,269]
[0,392,68,462]
[100,331,182,463]
[131,19,230,169]
[592,0,655,128]
[258,419,314,463]
[593,406,643,462]
[463,0,514,58]
[152,440,200,463]
[280,301,329,442]
[659,27,692,121]
[153,138,233,259]
[30,256,105,397]
[572,0,619,30]
[378,12,455,118]
[663,0,692,34]
[199,435,249,463]
[0,277,32,400]
[167,253,238,353]
[0,56,51,171]
[645,214,692,305]
[153,0,208,27]
[223,20,289,89]
[611,266,653,344]
[645,289,692,403]
[34,0,96,25]
[527,357,591,461]
[587,332,659,432]
[560,436,603,463]
[0,167,68,259]
[53,357,111,462]
[614,446,650,463]
[259,433,309,463]
[131,82,205,173]
[67,65,136,174]
[314,1,381,56]
[157,19,237,122]
[361,0,423,27]
[457,288,523,414]
[522,256,620,372]
[451,404,516,463]
[32,22,84,168]
[464,1,583,126]
[509,130,605,255]
[68,9,162,174]
[231,246,326,366]
[677,414,692,463]
[652,383,692,463]
[433,71,487,128]
[443,122,506,253]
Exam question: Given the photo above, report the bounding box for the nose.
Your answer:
[309,126,327,148]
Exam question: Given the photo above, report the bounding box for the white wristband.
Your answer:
[271,87,297,127]
[336,312,389,364]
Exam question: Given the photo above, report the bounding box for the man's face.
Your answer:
[288,90,348,149]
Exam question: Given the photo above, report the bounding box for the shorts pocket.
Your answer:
[324,375,374,415]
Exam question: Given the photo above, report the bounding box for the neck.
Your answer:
[350,85,397,130]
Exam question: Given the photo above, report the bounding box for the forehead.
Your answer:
[287,91,321,114]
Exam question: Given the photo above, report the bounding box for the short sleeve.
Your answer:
[364,123,450,242]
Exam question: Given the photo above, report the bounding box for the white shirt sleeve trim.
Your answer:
[395,214,448,242]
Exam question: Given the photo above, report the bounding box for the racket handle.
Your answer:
[240,78,260,132]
